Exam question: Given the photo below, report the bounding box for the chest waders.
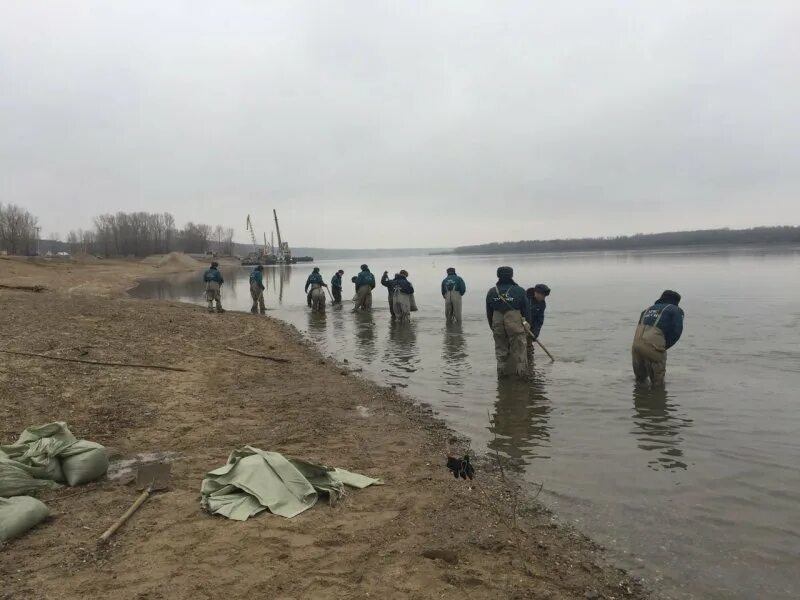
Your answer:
[632,307,668,361]
[495,286,555,362]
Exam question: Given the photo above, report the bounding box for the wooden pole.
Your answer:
[98,488,151,544]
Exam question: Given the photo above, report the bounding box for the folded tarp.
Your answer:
[200,446,382,521]
[0,422,108,497]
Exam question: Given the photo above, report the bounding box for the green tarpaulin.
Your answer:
[200,446,382,521]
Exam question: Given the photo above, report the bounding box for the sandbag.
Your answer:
[0,422,108,494]
[10,438,67,483]
[59,441,109,486]
[0,457,61,497]
[0,496,50,542]
[1,423,76,484]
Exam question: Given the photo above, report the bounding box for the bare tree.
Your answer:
[178,222,212,254]
[214,225,224,256]
[0,203,39,255]
[224,227,235,255]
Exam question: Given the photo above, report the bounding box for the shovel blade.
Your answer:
[136,462,171,491]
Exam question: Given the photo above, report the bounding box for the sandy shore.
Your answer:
[0,256,648,599]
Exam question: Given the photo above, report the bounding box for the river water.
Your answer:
[131,248,800,599]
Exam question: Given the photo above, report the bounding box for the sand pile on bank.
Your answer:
[153,252,202,269]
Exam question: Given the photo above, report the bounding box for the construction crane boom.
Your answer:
[273,210,283,249]
[246,215,258,252]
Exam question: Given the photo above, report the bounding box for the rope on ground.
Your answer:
[225,346,291,363]
[0,283,46,292]
[0,349,189,372]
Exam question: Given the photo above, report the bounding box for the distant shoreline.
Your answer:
[431,241,800,256]
[439,226,800,256]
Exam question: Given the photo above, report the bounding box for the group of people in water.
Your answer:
[301,263,555,378]
[203,260,684,387]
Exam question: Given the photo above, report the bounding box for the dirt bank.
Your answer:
[0,259,648,600]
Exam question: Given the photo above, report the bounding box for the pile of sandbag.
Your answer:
[0,422,108,542]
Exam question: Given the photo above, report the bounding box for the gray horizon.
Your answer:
[1,1,798,248]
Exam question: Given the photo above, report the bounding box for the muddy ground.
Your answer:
[0,257,648,599]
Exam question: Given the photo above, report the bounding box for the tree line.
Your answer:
[0,203,236,257]
[0,203,39,255]
[66,213,236,257]
[452,226,800,255]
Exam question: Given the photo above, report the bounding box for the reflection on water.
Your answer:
[307,309,327,335]
[631,385,693,471]
[265,266,292,302]
[441,322,469,394]
[488,368,553,471]
[385,320,419,383]
[353,310,376,364]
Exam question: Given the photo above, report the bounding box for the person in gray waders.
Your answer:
[203,261,224,313]
[305,267,328,311]
[352,264,376,311]
[631,290,684,386]
[486,266,530,377]
[392,270,415,321]
[441,267,466,323]
[249,264,266,313]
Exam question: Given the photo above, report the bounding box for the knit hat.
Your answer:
[659,290,681,305]
[496,266,514,278]
[533,283,551,296]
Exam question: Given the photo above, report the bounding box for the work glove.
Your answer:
[446,455,474,480]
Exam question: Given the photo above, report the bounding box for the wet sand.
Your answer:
[0,256,646,599]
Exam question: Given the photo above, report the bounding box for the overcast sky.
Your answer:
[1,2,798,248]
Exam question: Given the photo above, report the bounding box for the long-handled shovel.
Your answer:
[523,322,555,362]
[99,462,171,544]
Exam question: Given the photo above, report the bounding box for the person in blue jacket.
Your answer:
[525,283,550,352]
[305,267,328,307]
[392,270,415,321]
[330,270,344,304]
[632,290,684,386]
[381,271,399,319]
[203,261,224,313]
[352,264,375,311]
[441,267,466,323]
[249,265,266,314]
[486,266,530,377]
